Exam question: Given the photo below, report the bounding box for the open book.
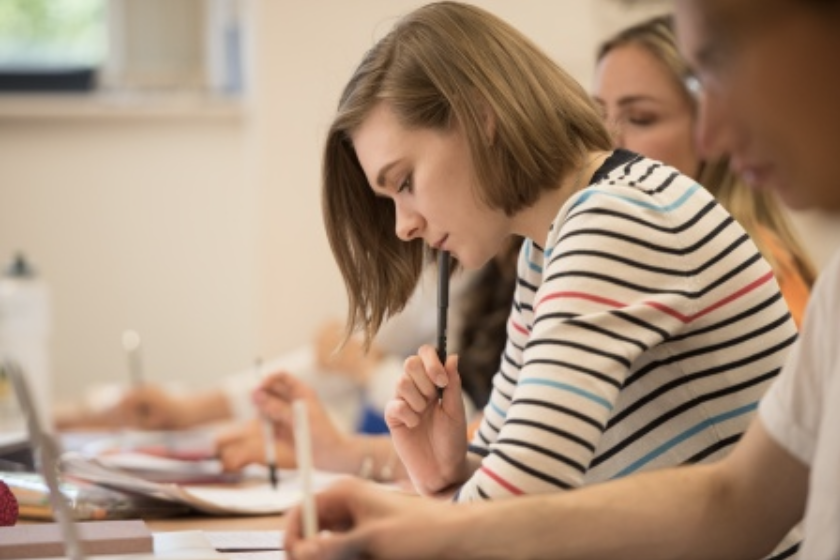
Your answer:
[59,452,347,516]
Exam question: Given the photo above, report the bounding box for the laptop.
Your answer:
[2,358,225,560]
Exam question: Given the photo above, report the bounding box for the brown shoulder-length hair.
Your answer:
[324,1,612,343]
[598,14,817,288]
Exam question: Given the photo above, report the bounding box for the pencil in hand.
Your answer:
[436,250,450,401]
[255,358,279,489]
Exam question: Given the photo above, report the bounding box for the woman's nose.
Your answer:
[394,203,423,242]
[605,116,625,149]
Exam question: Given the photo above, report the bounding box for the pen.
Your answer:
[436,250,450,400]
[121,330,144,390]
[121,330,149,420]
[255,358,279,490]
[293,399,318,538]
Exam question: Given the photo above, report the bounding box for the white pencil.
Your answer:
[293,399,318,538]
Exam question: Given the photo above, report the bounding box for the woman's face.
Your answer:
[351,102,511,270]
[593,42,700,178]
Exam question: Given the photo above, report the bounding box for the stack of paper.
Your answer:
[60,452,348,516]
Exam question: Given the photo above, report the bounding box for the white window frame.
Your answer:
[100,0,245,95]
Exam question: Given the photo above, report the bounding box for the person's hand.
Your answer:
[55,384,183,430]
[313,320,382,383]
[385,345,468,495]
[116,386,232,430]
[285,478,456,560]
[252,371,353,471]
[116,385,186,430]
[215,418,296,472]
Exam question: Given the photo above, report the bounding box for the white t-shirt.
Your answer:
[760,249,840,559]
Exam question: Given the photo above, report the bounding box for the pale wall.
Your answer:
[1,0,837,405]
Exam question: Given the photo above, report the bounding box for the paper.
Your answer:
[93,452,242,484]
[203,531,283,551]
[81,429,218,461]
[153,531,217,553]
[227,552,285,560]
[153,531,285,560]
[60,452,348,516]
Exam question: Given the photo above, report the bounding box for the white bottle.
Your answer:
[0,253,52,431]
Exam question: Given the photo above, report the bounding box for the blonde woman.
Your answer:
[594,14,816,327]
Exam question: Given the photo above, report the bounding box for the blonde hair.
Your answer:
[598,15,817,287]
[324,1,612,343]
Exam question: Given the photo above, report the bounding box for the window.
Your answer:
[0,0,106,91]
[0,0,244,95]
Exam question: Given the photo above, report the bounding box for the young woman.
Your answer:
[315,0,796,508]
[270,0,798,541]
[593,14,816,327]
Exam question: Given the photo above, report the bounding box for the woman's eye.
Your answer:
[627,115,657,126]
[397,175,413,193]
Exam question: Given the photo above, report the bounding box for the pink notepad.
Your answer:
[0,519,153,559]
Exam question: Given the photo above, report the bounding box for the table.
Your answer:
[146,513,286,533]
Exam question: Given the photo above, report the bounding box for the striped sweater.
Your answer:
[462,150,798,502]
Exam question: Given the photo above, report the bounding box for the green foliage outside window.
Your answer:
[0,0,105,68]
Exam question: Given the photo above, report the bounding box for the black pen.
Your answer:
[255,358,279,489]
[436,250,450,400]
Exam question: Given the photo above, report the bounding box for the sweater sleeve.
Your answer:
[458,184,703,501]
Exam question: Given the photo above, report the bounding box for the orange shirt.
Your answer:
[759,228,811,329]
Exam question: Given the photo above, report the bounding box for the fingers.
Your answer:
[285,480,360,549]
[418,344,448,389]
[217,438,256,472]
[215,420,297,471]
[286,479,438,560]
[285,479,376,560]
[252,371,306,423]
[258,371,318,402]
[288,532,363,560]
[386,344,451,422]
[384,345,457,430]
[400,355,440,408]
[384,398,421,429]
[441,354,464,414]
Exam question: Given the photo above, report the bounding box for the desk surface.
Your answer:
[146,513,286,533]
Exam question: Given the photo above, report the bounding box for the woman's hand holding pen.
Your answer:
[216,418,296,472]
[251,371,353,471]
[385,344,468,496]
[284,478,455,560]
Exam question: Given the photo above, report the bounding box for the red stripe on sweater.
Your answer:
[535,271,775,324]
[512,320,529,335]
[537,291,624,309]
[480,466,524,495]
